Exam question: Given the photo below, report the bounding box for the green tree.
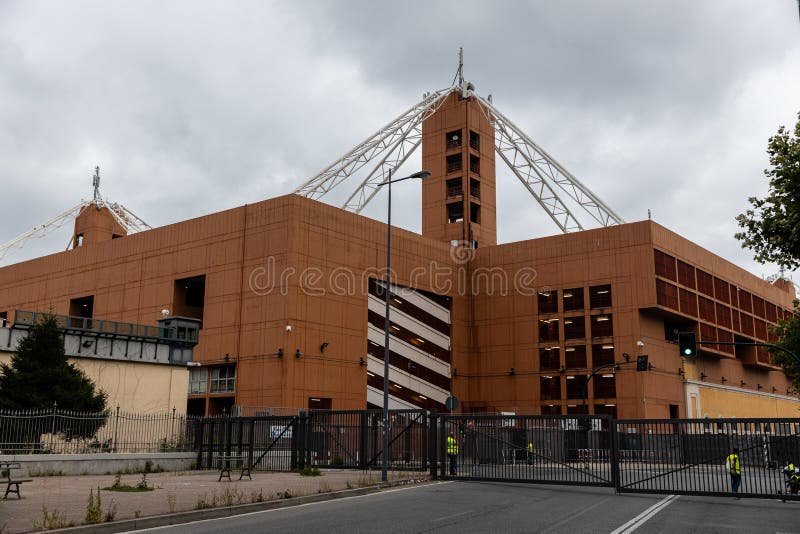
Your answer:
[771,306,800,390]
[735,112,800,269]
[736,112,800,388]
[0,314,107,449]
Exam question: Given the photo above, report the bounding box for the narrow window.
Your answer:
[446,129,462,150]
[446,177,463,197]
[446,202,464,223]
[446,154,462,174]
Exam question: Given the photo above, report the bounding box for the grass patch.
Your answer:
[102,474,154,492]
[297,464,321,476]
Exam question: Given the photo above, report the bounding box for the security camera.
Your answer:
[285,324,292,332]
[636,340,645,347]
[161,309,170,316]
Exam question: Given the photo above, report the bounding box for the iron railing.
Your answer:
[0,407,199,454]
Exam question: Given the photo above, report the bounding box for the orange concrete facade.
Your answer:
[1,97,798,418]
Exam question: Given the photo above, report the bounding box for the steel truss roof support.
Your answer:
[294,87,454,200]
[294,83,624,234]
[473,93,624,230]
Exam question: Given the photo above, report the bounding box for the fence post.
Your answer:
[170,406,176,448]
[195,419,204,468]
[49,401,57,452]
[610,417,620,492]
[429,410,438,479]
[359,411,368,470]
[247,419,255,470]
[112,405,120,453]
[421,411,428,471]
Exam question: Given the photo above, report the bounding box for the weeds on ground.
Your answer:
[103,473,154,492]
[85,487,102,524]
[134,510,142,519]
[297,464,321,476]
[250,488,269,503]
[276,489,293,499]
[195,493,211,510]
[104,499,118,523]
[219,485,245,506]
[167,492,177,513]
[32,505,75,530]
[318,479,332,493]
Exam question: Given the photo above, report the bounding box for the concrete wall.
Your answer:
[0,452,196,477]
[0,352,188,414]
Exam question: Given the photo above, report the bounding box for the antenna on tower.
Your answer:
[458,47,464,86]
[92,166,101,204]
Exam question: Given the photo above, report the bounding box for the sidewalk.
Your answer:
[0,469,427,533]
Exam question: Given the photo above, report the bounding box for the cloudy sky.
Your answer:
[1,1,798,280]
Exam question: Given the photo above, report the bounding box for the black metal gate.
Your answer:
[196,409,429,473]
[614,418,800,500]
[435,414,615,488]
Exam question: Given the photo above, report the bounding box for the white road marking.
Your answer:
[125,481,453,532]
[610,494,679,534]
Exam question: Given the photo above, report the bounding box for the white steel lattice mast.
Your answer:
[0,167,152,262]
[293,62,624,233]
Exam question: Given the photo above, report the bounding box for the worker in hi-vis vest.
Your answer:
[527,441,534,465]
[726,447,741,495]
[447,431,459,475]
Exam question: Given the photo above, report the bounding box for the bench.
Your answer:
[216,455,252,482]
[2,462,32,499]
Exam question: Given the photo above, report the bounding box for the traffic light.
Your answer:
[636,355,649,371]
[678,332,697,358]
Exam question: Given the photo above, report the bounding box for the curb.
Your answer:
[49,478,432,533]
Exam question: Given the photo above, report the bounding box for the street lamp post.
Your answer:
[377,168,430,482]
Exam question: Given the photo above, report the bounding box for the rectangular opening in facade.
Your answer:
[563,316,585,340]
[590,314,613,338]
[589,284,612,308]
[470,202,480,224]
[469,130,480,151]
[563,288,584,311]
[594,375,616,398]
[446,177,463,197]
[469,154,480,175]
[565,345,587,368]
[469,178,480,199]
[446,129,462,151]
[173,275,206,321]
[566,375,584,399]
[69,295,94,320]
[446,154,462,174]
[0,311,6,327]
[539,347,560,370]
[446,202,464,223]
[538,290,558,314]
[541,405,561,415]
[540,376,561,400]
[538,318,559,342]
[309,397,332,410]
[592,343,615,366]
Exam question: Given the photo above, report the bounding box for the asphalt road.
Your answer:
[130,481,800,534]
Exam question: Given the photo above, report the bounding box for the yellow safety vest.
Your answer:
[727,454,740,475]
[527,442,533,453]
[447,436,458,454]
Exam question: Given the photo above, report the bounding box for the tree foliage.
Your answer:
[735,112,800,269]
[0,314,108,449]
[770,305,800,391]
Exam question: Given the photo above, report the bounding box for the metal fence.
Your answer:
[615,418,800,500]
[436,414,614,487]
[0,407,199,454]
[195,409,429,473]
